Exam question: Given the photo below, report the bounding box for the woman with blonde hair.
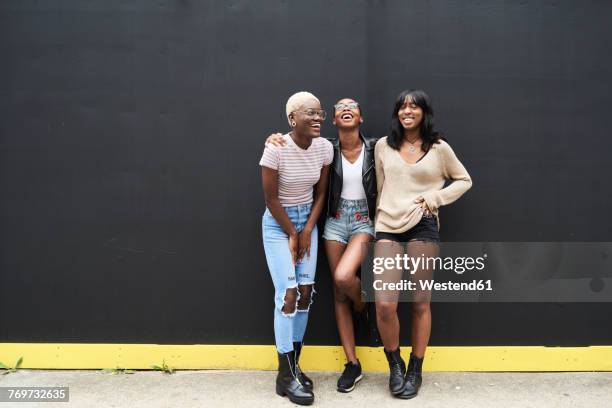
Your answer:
[260,91,333,405]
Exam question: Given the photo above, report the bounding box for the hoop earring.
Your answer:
[291,121,296,127]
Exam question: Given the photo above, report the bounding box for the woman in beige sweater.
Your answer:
[374,90,472,399]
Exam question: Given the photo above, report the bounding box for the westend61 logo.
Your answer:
[373,253,487,275]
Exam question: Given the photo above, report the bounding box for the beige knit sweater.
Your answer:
[374,136,472,233]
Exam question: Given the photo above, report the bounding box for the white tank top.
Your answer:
[340,144,367,200]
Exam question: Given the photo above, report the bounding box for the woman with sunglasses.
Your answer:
[374,89,472,399]
[260,91,333,406]
[266,98,379,393]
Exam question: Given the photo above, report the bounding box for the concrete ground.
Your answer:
[1,370,611,408]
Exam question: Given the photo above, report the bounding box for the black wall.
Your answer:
[1,1,611,346]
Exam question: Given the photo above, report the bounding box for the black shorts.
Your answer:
[376,214,440,243]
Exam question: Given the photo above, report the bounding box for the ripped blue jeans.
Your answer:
[262,203,317,353]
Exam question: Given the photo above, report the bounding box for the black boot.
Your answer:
[276,351,314,405]
[404,352,424,394]
[293,342,313,391]
[393,352,423,399]
[384,347,406,396]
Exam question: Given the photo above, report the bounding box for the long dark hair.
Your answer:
[388,89,442,151]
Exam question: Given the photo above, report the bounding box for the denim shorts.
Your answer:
[376,213,440,243]
[323,198,376,244]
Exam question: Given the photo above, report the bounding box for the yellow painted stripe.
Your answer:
[1,344,611,371]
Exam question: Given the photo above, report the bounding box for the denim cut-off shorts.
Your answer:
[323,198,376,244]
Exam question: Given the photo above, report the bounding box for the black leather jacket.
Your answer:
[327,133,379,220]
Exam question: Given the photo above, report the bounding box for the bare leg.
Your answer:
[406,240,438,357]
[373,239,404,351]
[410,301,431,358]
[330,233,373,363]
[333,233,372,311]
[325,239,358,363]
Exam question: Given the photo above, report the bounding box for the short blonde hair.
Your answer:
[286,91,320,125]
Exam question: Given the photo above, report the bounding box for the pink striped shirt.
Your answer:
[259,134,333,206]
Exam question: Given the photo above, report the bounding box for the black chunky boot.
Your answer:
[276,351,314,406]
[393,352,424,399]
[293,342,313,391]
[383,348,406,396]
[404,352,424,395]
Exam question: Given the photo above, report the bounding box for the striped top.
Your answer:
[260,133,333,206]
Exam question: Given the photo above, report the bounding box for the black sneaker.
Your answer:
[337,361,363,393]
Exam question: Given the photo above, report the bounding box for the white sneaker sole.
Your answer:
[337,374,364,393]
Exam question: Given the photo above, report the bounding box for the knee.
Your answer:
[333,270,354,293]
[376,302,397,322]
[411,301,430,317]
[280,287,298,316]
[333,285,349,303]
[297,284,314,311]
